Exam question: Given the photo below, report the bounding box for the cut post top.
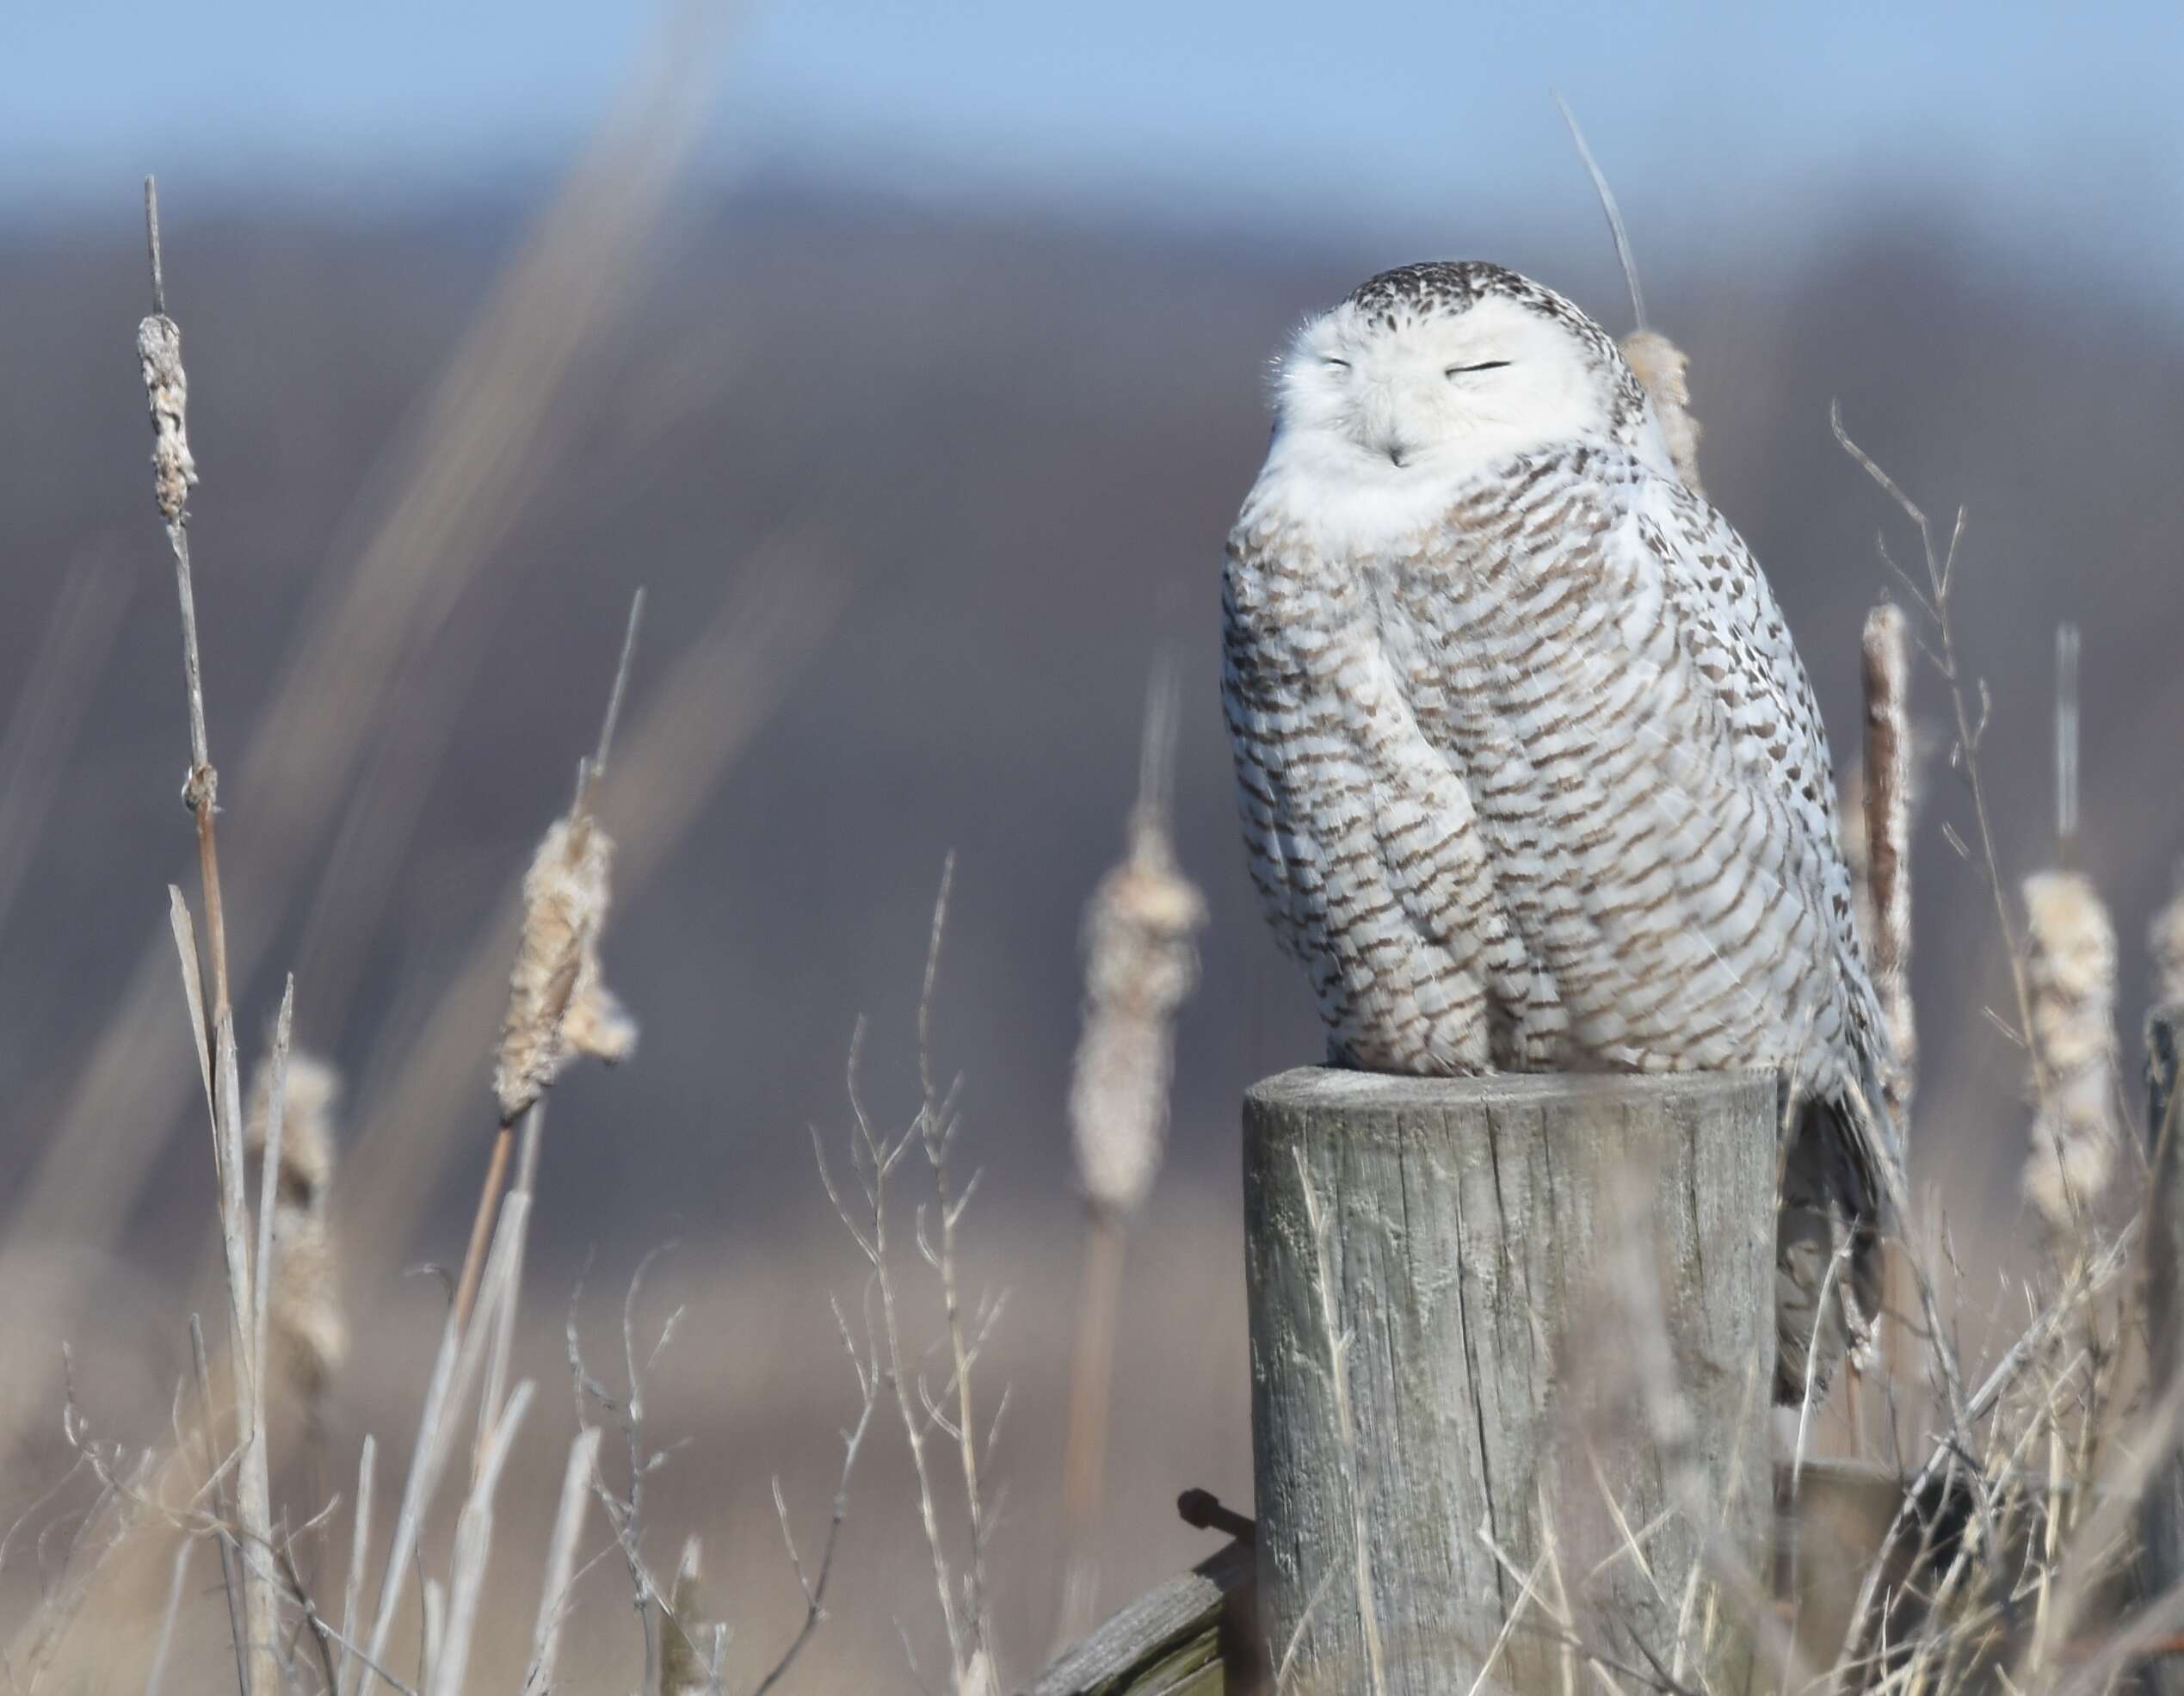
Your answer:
[1246,1064,1779,1117]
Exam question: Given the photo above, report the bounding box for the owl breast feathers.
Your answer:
[1221,260,1898,1403]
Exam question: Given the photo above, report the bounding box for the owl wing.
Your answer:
[1626,466,1902,1394]
[1391,455,1824,1077]
[1223,527,1529,1071]
[1632,470,1894,1100]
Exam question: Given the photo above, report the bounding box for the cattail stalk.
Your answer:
[139,177,277,1696]
[355,1185,527,1696]
[452,594,643,1333]
[1862,603,1917,1122]
[427,1378,533,1696]
[1055,664,1206,1645]
[335,1436,375,1696]
[1622,330,1705,496]
[1854,602,1920,1446]
[2023,628,2117,1234]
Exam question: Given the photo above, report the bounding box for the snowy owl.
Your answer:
[1221,260,1897,1400]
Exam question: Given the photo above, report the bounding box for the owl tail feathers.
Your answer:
[1773,1081,1895,1409]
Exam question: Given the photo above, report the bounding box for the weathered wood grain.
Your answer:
[1030,1539,1251,1696]
[1243,1068,1774,1694]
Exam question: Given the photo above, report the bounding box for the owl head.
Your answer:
[1271,262,1657,478]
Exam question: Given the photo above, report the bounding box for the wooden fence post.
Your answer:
[2142,1002,2184,1696]
[1243,1068,1775,1695]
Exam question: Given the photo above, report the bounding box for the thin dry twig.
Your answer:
[750,1298,881,1696]
[815,867,1005,1693]
[1833,409,2044,1107]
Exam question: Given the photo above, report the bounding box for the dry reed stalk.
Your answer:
[522,1426,602,1696]
[426,1377,534,1696]
[1552,96,1705,499]
[189,1314,250,1694]
[352,1192,527,1696]
[138,178,279,1696]
[335,1435,374,1696]
[1835,1223,2138,1682]
[2021,869,2120,1230]
[1056,667,1205,1644]
[0,18,721,1469]
[475,1104,543,1478]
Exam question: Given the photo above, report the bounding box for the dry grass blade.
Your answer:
[1554,94,1645,330]
[427,1378,534,1696]
[336,1435,375,1696]
[476,1106,544,1478]
[522,1427,602,1696]
[167,889,213,1120]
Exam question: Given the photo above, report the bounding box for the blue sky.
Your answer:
[8,2,2182,265]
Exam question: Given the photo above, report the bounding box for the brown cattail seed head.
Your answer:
[136,314,197,523]
[2152,867,2184,1009]
[2022,869,2119,1228]
[1068,805,1207,1217]
[1620,329,1704,497]
[244,1049,349,1400]
[247,1051,341,1205]
[270,1217,347,1404]
[1860,601,1917,1119]
[494,810,635,1124]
